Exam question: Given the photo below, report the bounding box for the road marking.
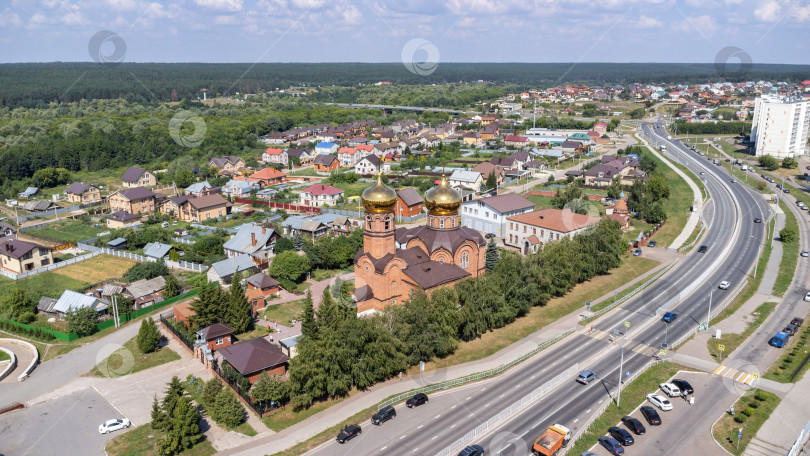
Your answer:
[435,415,441,419]
[500,394,505,398]
[573,418,579,423]
[412,448,419,453]
[451,424,456,429]
[598,400,603,404]
[481,387,486,391]
[714,366,726,375]
[451,405,457,409]
[432,435,438,440]
[485,403,490,407]
[530,375,535,379]
[586,409,591,413]
[417,425,423,429]
[380,446,387,451]
[400,435,406,440]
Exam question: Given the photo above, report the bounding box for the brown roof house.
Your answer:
[0,239,53,273]
[244,273,281,312]
[122,167,156,188]
[65,182,101,204]
[177,194,232,222]
[505,208,600,254]
[106,211,141,229]
[395,187,424,218]
[108,187,156,215]
[196,323,234,352]
[216,337,290,383]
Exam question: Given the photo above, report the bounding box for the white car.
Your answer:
[659,382,681,397]
[804,292,810,302]
[719,281,730,290]
[801,250,809,258]
[98,418,131,434]
[646,393,673,411]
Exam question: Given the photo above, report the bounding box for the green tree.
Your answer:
[301,291,317,338]
[607,175,622,199]
[645,173,670,201]
[641,200,667,224]
[629,107,646,119]
[201,377,224,407]
[137,317,161,354]
[485,237,499,272]
[150,394,168,430]
[251,372,290,406]
[162,376,185,418]
[211,388,245,428]
[65,307,98,335]
[125,261,170,281]
[190,282,227,329]
[1,288,35,320]
[270,249,311,290]
[293,235,304,251]
[782,157,798,169]
[758,155,779,171]
[170,395,202,450]
[780,226,798,243]
[486,170,497,190]
[164,274,181,299]
[273,236,295,254]
[227,272,253,334]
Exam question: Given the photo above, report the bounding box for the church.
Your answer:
[353,174,487,315]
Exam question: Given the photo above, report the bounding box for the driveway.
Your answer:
[0,388,124,456]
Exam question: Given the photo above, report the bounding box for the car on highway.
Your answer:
[802,250,809,257]
[576,370,597,384]
[608,427,635,446]
[640,406,662,425]
[804,292,810,302]
[598,436,625,455]
[646,393,673,411]
[633,249,642,256]
[405,393,428,408]
[336,424,361,443]
[776,183,783,189]
[661,312,678,323]
[791,317,804,328]
[784,188,791,193]
[719,281,731,290]
[457,444,484,456]
[698,245,708,253]
[621,416,646,435]
[371,405,396,425]
[700,171,705,175]
[754,218,762,223]
[659,382,681,397]
[770,331,790,348]
[767,177,775,183]
[672,379,694,395]
[98,418,131,434]
[731,179,737,183]
[648,240,656,247]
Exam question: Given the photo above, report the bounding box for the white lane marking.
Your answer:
[380,446,387,451]
[417,424,423,429]
[435,415,441,419]
[586,409,591,413]
[400,435,406,440]
[451,405,457,409]
[574,418,579,423]
[412,448,419,453]
[432,435,438,440]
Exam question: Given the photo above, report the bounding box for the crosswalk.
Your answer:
[713,365,759,385]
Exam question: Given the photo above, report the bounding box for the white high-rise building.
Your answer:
[751,94,810,158]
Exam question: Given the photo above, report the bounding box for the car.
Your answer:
[371,405,396,425]
[754,218,762,223]
[804,292,810,302]
[731,179,737,183]
[784,188,791,194]
[777,183,783,189]
[698,245,708,253]
[661,312,678,323]
[768,177,775,183]
[598,436,625,455]
[457,444,485,456]
[725,158,731,162]
[719,281,730,290]
[672,379,694,395]
[608,427,635,446]
[336,424,361,443]
[633,249,642,256]
[700,171,705,175]
[98,418,131,434]
[577,370,597,384]
[791,317,804,328]
[659,382,681,397]
[406,393,428,408]
[647,393,673,411]
[640,406,662,425]
[802,250,810,257]
[581,453,599,456]
[621,416,646,435]
[785,324,798,336]
[761,174,767,179]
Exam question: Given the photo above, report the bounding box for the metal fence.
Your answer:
[434,363,580,456]
[159,312,194,351]
[166,259,207,272]
[378,329,575,411]
[588,259,679,319]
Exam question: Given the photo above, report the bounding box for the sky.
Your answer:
[0,0,809,65]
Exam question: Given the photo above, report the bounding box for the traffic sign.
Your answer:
[719,344,726,352]
[752,374,759,381]
[626,370,631,377]
[659,349,667,357]
[586,302,591,310]
[624,321,630,328]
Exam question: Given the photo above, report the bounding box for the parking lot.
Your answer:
[0,388,125,456]
[586,372,736,456]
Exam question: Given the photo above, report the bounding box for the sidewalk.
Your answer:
[758,203,784,296]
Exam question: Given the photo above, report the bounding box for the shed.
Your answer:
[143,242,172,259]
[107,237,128,250]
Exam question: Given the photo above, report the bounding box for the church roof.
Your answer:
[395,225,485,255]
[403,261,471,289]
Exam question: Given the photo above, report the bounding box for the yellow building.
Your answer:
[0,239,53,273]
[65,183,101,204]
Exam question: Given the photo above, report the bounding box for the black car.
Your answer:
[371,405,396,425]
[406,393,428,408]
[785,324,798,336]
[621,416,646,435]
[608,427,635,446]
[754,218,762,223]
[698,245,708,253]
[648,240,656,247]
[457,445,485,456]
[672,379,694,395]
[640,406,662,425]
[791,317,804,328]
[336,424,361,443]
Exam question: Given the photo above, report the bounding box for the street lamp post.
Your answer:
[617,343,625,407]
[707,285,714,329]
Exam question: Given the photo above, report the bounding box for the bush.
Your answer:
[734,415,747,423]
[748,401,759,409]
[124,261,170,282]
[136,318,161,354]
[742,407,754,417]
[755,393,768,401]
[210,388,245,428]
[17,312,36,324]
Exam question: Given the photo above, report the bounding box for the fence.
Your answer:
[588,259,679,319]
[213,363,279,417]
[378,328,575,411]
[233,198,321,213]
[678,216,706,253]
[159,312,194,351]
[0,251,103,280]
[0,317,79,341]
[97,289,200,332]
[166,259,207,272]
[319,207,426,223]
[434,363,580,456]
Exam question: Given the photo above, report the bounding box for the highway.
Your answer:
[305,121,770,456]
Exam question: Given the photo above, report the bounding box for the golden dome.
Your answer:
[425,174,462,216]
[361,173,397,213]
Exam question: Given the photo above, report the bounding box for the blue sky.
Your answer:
[1,0,808,64]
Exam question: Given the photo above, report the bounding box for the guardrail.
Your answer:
[377,329,576,411]
[670,279,749,350]
[678,216,706,253]
[588,259,679,319]
[434,363,580,456]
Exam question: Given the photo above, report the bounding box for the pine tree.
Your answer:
[150,394,167,430]
[164,274,181,299]
[201,377,223,408]
[301,291,317,338]
[137,317,161,354]
[293,234,304,251]
[485,237,499,272]
[171,396,202,450]
[316,288,338,331]
[486,170,497,190]
[212,388,245,428]
[162,376,185,418]
[227,272,253,334]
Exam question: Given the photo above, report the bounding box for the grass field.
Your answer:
[105,423,216,456]
[0,350,9,361]
[712,389,780,455]
[51,255,136,283]
[707,302,776,362]
[263,299,305,326]
[0,271,87,301]
[645,146,698,248]
[25,219,106,244]
[773,200,799,297]
[88,334,180,378]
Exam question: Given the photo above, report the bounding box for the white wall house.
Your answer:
[460,193,534,237]
[751,94,810,158]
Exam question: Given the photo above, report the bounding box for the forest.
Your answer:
[2,62,810,109]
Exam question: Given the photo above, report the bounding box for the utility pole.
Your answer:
[707,285,714,329]
[617,344,625,407]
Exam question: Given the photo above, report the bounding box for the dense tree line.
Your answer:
[187,275,253,334]
[674,120,751,135]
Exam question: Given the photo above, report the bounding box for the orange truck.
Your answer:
[532,424,571,456]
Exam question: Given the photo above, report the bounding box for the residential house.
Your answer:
[261,148,289,166]
[207,254,257,284]
[372,142,403,158]
[461,193,535,237]
[143,242,173,260]
[173,301,194,328]
[354,155,389,175]
[223,224,280,265]
[462,132,483,147]
[108,187,155,215]
[583,156,645,187]
[473,162,506,186]
[247,168,287,187]
[65,183,101,204]
[395,187,423,218]
[185,181,215,197]
[22,200,58,212]
[208,156,245,174]
[524,160,549,176]
[244,273,281,312]
[124,276,166,309]
[196,323,234,352]
[0,222,16,241]
[161,195,192,217]
[313,154,340,175]
[216,337,290,383]
[298,184,344,208]
[337,147,360,167]
[286,148,312,165]
[221,179,260,198]
[261,132,287,145]
[279,334,301,358]
[505,208,600,254]
[178,194,232,222]
[0,239,53,273]
[281,216,329,240]
[314,142,339,155]
[51,289,108,318]
[448,170,485,192]
[355,144,375,159]
[503,135,528,147]
[561,140,583,154]
[121,167,156,188]
[106,211,141,229]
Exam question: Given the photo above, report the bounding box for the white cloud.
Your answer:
[214,15,240,25]
[29,13,51,26]
[194,0,243,12]
[676,15,718,36]
[754,1,781,22]
[794,5,810,22]
[61,10,87,25]
[104,0,138,11]
[0,9,22,27]
[291,0,327,9]
[637,15,662,29]
[341,6,362,25]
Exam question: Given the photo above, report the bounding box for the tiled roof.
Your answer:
[466,193,534,214]
[187,193,230,210]
[246,272,280,289]
[119,187,155,200]
[403,260,470,289]
[122,167,148,182]
[300,184,343,196]
[396,187,422,207]
[313,154,338,166]
[107,211,139,222]
[507,208,599,233]
[65,182,93,195]
[395,225,485,255]
[0,239,40,259]
[200,323,233,340]
[249,168,287,180]
[218,337,289,376]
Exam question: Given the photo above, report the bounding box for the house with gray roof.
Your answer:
[223,224,280,264]
[18,187,38,199]
[221,179,259,197]
[184,181,214,196]
[124,276,166,308]
[207,254,257,284]
[143,242,173,259]
[52,289,109,317]
[448,170,484,192]
[281,216,329,240]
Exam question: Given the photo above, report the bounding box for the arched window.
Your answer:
[439,258,444,263]
[439,218,445,229]
[384,216,390,231]
[460,252,469,269]
[451,217,455,227]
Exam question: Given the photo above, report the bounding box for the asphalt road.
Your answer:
[305,122,770,456]
[0,388,125,456]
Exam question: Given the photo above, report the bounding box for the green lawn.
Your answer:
[0,271,87,301]
[289,167,318,176]
[263,299,305,326]
[0,350,9,361]
[712,390,780,455]
[25,219,105,244]
[88,334,180,377]
[645,146,697,247]
[774,199,799,297]
[105,423,216,456]
[328,180,372,198]
[764,321,810,383]
[707,302,777,362]
[310,268,346,282]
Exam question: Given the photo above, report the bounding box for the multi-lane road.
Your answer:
[305,121,770,456]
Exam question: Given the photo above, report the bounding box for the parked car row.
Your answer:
[335,393,429,444]
[769,317,804,348]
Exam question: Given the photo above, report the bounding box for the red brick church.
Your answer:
[353,174,486,315]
